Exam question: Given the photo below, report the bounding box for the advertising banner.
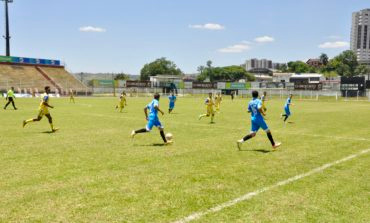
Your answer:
[0,55,61,66]
[94,80,114,87]
[230,82,246,89]
[116,80,126,88]
[0,56,12,62]
[126,81,151,88]
[217,82,226,89]
[294,83,323,90]
[192,82,215,89]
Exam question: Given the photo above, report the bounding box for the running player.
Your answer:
[69,89,75,103]
[215,92,222,112]
[237,91,281,150]
[198,92,215,123]
[168,92,176,113]
[4,87,17,110]
[281,94,293,122]
[131,93,172,144]
[23,86,58,132]
[116,92,127,112]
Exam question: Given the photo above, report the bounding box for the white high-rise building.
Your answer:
[351,9,370,65]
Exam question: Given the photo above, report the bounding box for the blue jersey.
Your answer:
[169,95,176,103]
[285,98,291,108]
[147,99,159,120]
[248,98,264,121]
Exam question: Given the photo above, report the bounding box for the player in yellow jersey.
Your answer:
[69,89,75,103]
[198,92,215,123]
[23,86,58,132]
[115,92,127,112]
[261,91,267,112]
[214,92,222,112]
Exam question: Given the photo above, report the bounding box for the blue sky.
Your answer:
[3,0,370,74]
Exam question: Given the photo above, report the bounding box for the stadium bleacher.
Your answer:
[0,62,88,95]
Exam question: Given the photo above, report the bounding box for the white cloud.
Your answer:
[218,43,251,53]
[318,41,349,49]
[189,23,225,30]
[326,35,342,39]
[254,36,275,43]
[79,26,106,32]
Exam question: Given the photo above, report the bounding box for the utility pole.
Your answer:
[2,0,13,56]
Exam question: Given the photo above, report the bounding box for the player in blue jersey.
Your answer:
[237,91,281,150]
[281,94,294,122]
[168,92,177,114]
[131,93,172,144]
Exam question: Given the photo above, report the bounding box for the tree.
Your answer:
[197,65,255,82]
[278,64,288,72]
[140,57,183,80]
[287,61,311,73]
[206,60,212,68]
[329,50,358,76]
[197,65,205,74]
[322,71,338,79]
[355,64,370,75]
[114,73,130,80]
[319,53,329,66]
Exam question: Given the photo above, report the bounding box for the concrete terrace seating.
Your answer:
[40,67,86,91]
[0,64,50,91]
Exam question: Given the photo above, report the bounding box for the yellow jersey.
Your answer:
[215,95,222,104]
[205,97,214,108]
[119,95,126,105]
[39,93,50,112]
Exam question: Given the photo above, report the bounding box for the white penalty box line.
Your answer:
[172,148,370,223]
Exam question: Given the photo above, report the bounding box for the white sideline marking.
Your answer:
[172,149,370,223]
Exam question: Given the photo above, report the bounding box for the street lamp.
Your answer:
[1,0,13,56]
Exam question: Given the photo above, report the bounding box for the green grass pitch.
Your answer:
[0,96,369,222]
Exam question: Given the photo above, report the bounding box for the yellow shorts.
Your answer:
[207,107,215,116]
[38,108,50,117]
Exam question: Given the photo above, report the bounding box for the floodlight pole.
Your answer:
[2,0,12,56]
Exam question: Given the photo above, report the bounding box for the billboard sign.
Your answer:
[126,81,151,88]
[294,83,323,90]
[0,55,61,66]
[192,82,215,89]
[217,82,226,89]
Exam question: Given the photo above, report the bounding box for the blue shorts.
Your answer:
[284,106,291,116]
[169,102,175,109]
[251,118,269,133]
[146,119,163,131]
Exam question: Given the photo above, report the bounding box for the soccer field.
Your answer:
[0,96,369,222]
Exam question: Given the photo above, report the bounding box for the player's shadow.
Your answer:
[287,121,295,124]
[41,131,57,134]
[239,149,271,153]
[136,143,166,147]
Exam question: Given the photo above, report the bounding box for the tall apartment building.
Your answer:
[351,9,370,65]
[245,58,273,70]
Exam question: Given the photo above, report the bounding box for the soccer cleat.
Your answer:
[52,128,59,132]
[131,130,136,138]
[165,140,173,145]
[22,120,26,128]
[198,115,202,120]
[237,139,243,150]
[272,142,281,150]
